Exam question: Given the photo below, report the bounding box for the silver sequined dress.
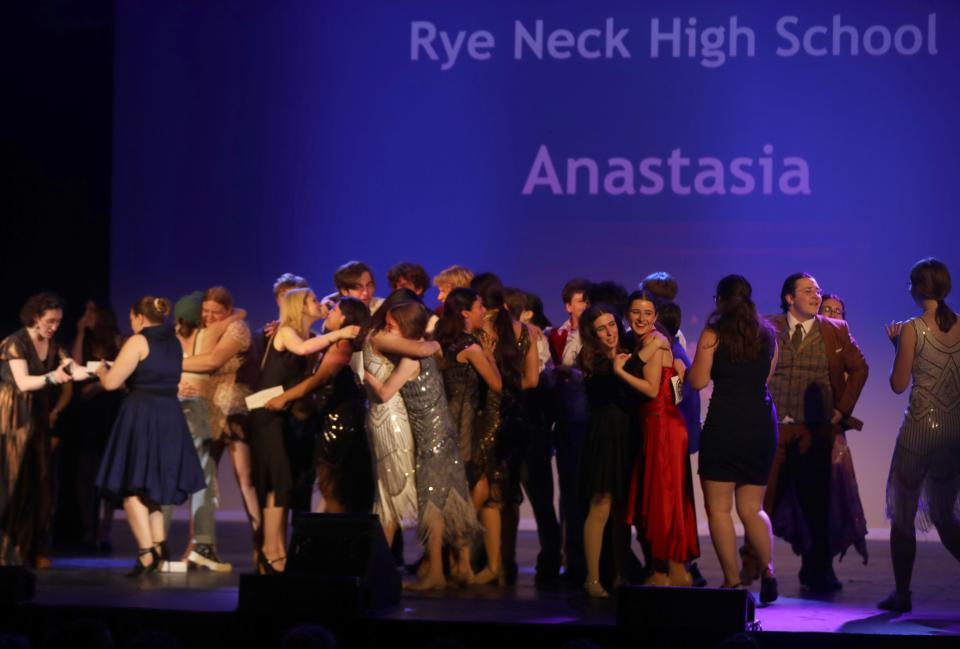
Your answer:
[363,339,418,529]
[400,357,479,545]
[886,317,960,531]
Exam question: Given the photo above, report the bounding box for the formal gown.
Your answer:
[626,363,700,563]
[96,325,205,506]
[363,339,418,529]
[400,357,479,545]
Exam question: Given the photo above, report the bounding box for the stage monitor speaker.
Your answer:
[238,513,400,617]
[0,566,35,605]
[617,585,756,634]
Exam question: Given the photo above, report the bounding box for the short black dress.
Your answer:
[248,339,308,508]
[96,325,205,505]
[578,360,635,504]
[699,336,778,485]
[314,361,372,513]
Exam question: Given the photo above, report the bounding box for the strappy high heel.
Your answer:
[257,553,286,574]
[126,547,159,578]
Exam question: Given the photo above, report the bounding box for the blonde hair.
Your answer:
[279,288,312,337]
[433,265,474,291]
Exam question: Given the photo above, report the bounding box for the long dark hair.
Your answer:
[471,272,521,390]
[578,304,626,377]
[706,275,774,362]
[910,257,957,333]
[337,297,372,352]
[434,288,480,353]
[84,301,121,360]
[369,288,421,333]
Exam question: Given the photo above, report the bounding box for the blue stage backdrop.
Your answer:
[112,0,959,530]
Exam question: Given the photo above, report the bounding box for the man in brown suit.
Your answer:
[748,272,868,592]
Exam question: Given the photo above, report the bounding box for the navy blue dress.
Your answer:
[96,325,205,505]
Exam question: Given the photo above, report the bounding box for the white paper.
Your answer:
[670,374,683,405]
[244,385,284,410]
[350,351,364,384]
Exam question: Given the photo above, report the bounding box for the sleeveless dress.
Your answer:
[579,362,634,505]
[886,317,960,531]
[314,358,373,513]
[442,333,482,486]
[248,337,308,508]
[96,325,205,505]
[400,357,479,545]
[626,363,700,563]
[699,337,778,485]
[0,329,62,564]
[474,325,530,504]
[363,339,417,529]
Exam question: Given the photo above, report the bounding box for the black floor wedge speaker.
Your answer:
[617,585,756,634]
[239,513,401,617]
[0,566,35,606]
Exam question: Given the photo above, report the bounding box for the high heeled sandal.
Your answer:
[126,547,159,578]
[584,578,609,599]
[257,553,286,574]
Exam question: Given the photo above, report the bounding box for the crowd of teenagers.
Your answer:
[1,258,958,612]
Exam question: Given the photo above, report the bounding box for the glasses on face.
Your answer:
[821,306,845,317]
[352,282,376,292]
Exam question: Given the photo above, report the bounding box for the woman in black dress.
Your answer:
[689,275,780,603]
[266,297,371,516]
[0,293,73,566]
[95,296,206,576]
[250,288,357,573]
[578,304,634,598]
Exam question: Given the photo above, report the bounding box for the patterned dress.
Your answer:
[886,317,960,531]
[208,320,252,438]
[0,329,63,564]
[473,325,530,504]
[441,333,482,484]
[400,357,479,545]
[363,338,418,529]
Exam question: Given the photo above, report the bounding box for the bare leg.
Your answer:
[583,493,611,596]
[123,497,157,568]
[226,432,261,533]
[382,521,397,547]
[736,484,774,576]
[471,477,502,583]
[407,512,446,590]
[317,465,344,513]
[702,479,739,587]
[261,492,287,572]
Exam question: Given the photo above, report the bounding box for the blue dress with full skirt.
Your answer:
[96,325,205,505]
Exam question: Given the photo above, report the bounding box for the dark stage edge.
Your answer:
[2,524,958,649]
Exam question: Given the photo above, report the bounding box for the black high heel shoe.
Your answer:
[257,553,286,575]
[126,547,159,578]
[153,540,170,571]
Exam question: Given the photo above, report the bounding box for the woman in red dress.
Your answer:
[615,290,700,586]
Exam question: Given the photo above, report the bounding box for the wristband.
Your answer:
[45,372,56,386]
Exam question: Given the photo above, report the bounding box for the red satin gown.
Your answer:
[626,366,700,563]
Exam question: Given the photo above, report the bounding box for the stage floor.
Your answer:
[34,523,960,638]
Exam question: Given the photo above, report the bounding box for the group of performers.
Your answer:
[0,258,957,612]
